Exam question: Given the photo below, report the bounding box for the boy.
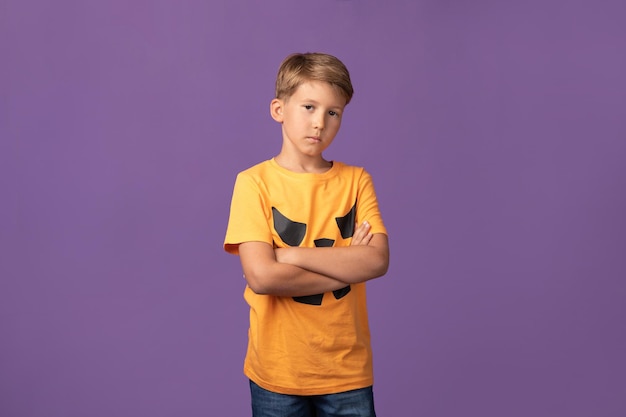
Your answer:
[224,52,389,417]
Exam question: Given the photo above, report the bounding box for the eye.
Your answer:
[304,105,314,110]
[329,110,340,117]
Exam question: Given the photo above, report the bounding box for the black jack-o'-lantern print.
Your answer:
[272,203,356,305]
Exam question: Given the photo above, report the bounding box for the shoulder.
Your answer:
[333,161,371,180]
[333,161,363,172]
[237,159,272,176]
[235,159,276,183]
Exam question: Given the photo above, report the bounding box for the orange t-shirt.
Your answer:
[224,158,387,395]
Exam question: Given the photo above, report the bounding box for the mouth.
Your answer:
[307,136,321,142]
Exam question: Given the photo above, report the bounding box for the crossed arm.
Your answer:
[238,221,389,297]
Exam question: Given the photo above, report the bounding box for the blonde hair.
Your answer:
[275,52,354,104]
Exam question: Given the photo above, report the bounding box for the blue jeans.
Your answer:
[250,380,377,417]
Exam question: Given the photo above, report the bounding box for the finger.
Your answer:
[358,221,371,237]
[351,221,371,245]
[353,222,365,238]
[353,220,363,237]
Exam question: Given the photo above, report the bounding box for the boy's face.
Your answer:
[271,81,347,160]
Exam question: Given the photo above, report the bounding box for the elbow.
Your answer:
[372,249,390,278]
[347,247,389,283]
[244,273,268,295]
[243,267,275,295]
[375,256,389,278]
[366,234,389,279]
[247,280,267,295]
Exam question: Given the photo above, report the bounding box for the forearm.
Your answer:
[238,241,349,297]
[248,261,350,296]
[276,234,389,283]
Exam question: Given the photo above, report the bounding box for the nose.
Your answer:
[313,112,325,131]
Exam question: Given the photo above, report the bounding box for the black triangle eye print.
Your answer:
[335,202,356,239]
[272,204,356,306]
[272,207,306,247]
[314,238,334,247]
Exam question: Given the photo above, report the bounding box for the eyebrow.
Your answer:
[300,98,345,110]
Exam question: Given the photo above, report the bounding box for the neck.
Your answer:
[274,153,332,174]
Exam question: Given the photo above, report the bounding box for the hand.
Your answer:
[351,221,373,246]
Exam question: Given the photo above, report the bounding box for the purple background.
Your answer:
[2,1,625,416]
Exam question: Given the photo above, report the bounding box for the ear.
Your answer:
[270,98,284,123]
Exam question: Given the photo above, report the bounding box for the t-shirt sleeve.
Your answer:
[223,172,273,255]
[356,169,387,236]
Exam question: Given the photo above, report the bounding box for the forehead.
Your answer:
[290,81,346,107]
